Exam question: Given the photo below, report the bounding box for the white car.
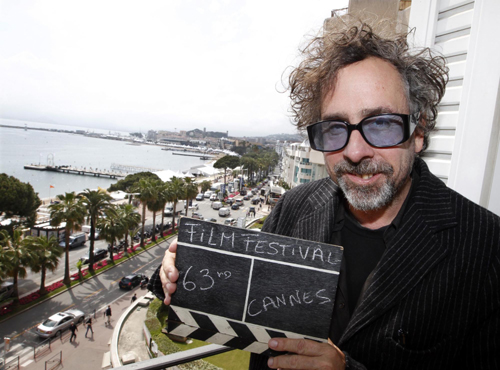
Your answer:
[209,193,218,201]
[36,309,85,338]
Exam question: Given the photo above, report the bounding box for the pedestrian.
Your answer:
[131,293,137,303]
[104,305,112,326]
[85,317,93,337]
[69,322,78,342]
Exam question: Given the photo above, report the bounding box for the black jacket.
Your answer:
[250,157,500,369]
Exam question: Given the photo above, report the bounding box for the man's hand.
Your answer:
[267,338,346,370]
[159,240,179,305]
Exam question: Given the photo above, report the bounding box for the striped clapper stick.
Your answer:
[167,218,343,355]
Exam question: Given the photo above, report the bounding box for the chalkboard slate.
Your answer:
[168,218,343,355]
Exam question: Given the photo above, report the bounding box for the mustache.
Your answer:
[333,159,394,177]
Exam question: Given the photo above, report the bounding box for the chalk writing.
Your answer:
[181,265,233,292]
[180,221,342,269]
[247,288,332,317]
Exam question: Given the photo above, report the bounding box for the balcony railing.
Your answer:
[113,344,233,370]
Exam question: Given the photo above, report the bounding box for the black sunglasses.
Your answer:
[307,113,417,152]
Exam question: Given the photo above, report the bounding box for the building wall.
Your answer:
[409,0,500,215]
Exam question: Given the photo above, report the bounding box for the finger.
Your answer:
[169,239,178,253]
[269,338,319,356]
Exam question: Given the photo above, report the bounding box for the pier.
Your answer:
[171,152,216,160]
[24,164,125,179]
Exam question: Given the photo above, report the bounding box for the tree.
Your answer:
[78,189,113,273]
[183,177,199,216]
[146,179,164,243]
[0,229,37,304]
[117,203,140,254]
[107,172,160,192]
[49,192,86,285]
[199,180,212,193]
[157,182,170,235]
[0,174,41,229]
[24,235,63,295]
[98,206,125,263]
[165,177,184,232]
[132,178,155,247]
[213,155,240,185]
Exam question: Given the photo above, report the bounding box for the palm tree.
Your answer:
[24,235,63,295]
[183,177,199,216]
[132,178,155,247]
[98,206,125,263]
[78,189,113,272]
[49,192,86,285]
[118,203,140,254]
[157,182,170,236]
[0,232,13,283]
[0,229,37,304]
[147,179,164,243]
[166,177,185,232]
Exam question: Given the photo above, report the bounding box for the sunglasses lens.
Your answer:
[309,121,348,151]
[362,115,405,147]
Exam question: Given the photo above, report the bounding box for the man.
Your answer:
[149,21,500,369]
[131,293,137,303]
[104,305,112,326]
[69,322,78,342]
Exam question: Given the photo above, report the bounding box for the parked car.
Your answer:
[218,207,231,217]
[207,218,217,223]
[36,309,85,338]
[224,218,236,226]
[196,193,204,201]
[80,248,108,264]
[59,233,86,249]
[211,201,223,210]
[251,197,260,205]
[192,212,204,220]
[119,274,142,290]
[0,282,14,301]
[204,191,213,199]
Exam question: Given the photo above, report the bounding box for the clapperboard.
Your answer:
[167,218,343,355]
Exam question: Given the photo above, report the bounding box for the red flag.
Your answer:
[50,185,55,188]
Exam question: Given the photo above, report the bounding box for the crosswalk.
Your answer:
[1,341,36,368]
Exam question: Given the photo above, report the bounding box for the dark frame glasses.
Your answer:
[307,113,417,152]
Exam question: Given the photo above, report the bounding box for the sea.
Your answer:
[0,118,206,199]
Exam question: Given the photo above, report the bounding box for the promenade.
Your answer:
[18,288,153,370]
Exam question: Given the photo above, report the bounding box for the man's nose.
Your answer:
[342,130,374,163]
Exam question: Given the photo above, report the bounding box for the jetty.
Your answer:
[171,152,216,160]
[24,164,125,179]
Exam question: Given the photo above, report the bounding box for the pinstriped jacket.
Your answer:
[250,157,500,369]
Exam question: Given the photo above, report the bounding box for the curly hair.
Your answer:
[288,20,448,152]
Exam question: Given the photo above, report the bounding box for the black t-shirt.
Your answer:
[342,213,387,315]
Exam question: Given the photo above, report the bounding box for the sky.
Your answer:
[0,0,348,137]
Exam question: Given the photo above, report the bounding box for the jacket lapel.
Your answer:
[291,178,340,244]
[339,159,458,345]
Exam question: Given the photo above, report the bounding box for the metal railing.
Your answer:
[112,344,233,370]
[44,351,62,370]
[2,356,19,370]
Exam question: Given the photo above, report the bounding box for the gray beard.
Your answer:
[334,157,413,212]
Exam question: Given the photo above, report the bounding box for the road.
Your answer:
[0,238,169,346]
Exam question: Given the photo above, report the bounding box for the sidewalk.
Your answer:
[19,288,150,370]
